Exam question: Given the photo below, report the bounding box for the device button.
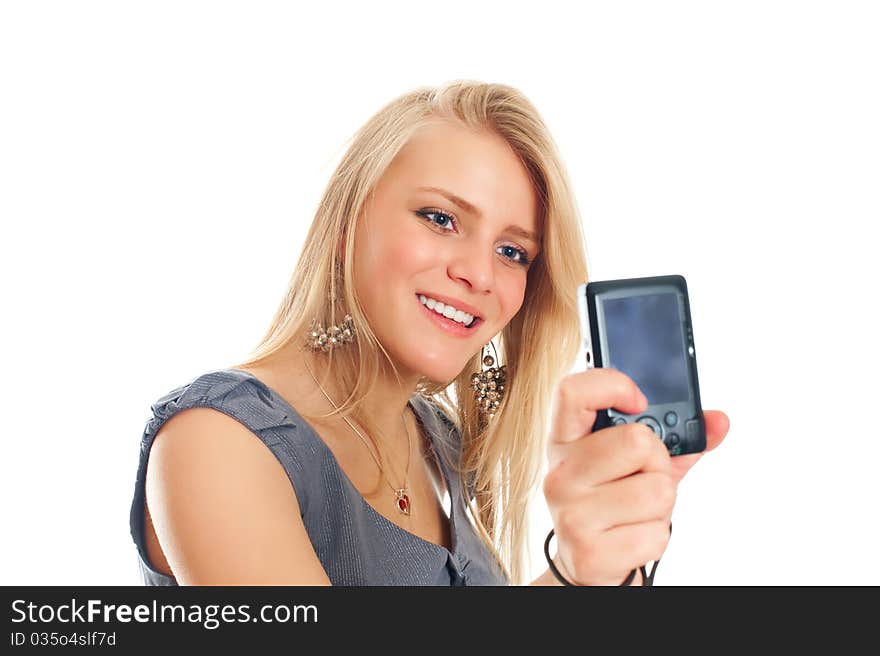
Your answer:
[663,411,678,427]
[637,416,663,438]
[685,419,699,439]
[666,433,680,446]
[612,417,627,426]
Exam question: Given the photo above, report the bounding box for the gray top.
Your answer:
[129,368,509,586]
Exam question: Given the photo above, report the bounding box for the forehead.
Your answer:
[384,120,541,234]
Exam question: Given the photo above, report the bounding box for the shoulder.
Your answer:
[145,369,297,498]
[141,367,319,509]
[147,368,281,422]
[143,371,331,584]
[148,404,283,483]
[144,368,300,446]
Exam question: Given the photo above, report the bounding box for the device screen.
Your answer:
[602,292,689,404]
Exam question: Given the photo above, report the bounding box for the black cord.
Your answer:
[543,523,672,587]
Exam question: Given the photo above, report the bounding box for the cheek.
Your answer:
[499,279,528,323]
[353,218,434,288]
[378,222,436,273]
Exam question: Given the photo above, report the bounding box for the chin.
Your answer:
[414,358,473,387]
[382,328,477,386]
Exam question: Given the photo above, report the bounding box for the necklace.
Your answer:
[301,354,414,515]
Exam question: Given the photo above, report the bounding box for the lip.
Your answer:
[415,294,482,337]
[415,291,484,320]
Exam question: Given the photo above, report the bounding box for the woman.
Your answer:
[129,80,729,586]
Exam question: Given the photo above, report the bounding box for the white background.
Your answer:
[1,1,877,585]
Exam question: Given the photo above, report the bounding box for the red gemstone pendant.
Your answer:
[395,489,410,515]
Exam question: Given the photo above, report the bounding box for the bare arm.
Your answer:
[145,407,331,585]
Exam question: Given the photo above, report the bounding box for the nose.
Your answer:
[446,237,495,294]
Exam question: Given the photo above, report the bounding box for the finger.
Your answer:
[550,369,648,445]
[668,410,730,482]
[550,472,676,529]
[546,422,671,497]
[703,410,730,452]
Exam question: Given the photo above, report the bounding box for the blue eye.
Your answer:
[499,245,530,266]
[415,208,531,267]
[418,209,456,231]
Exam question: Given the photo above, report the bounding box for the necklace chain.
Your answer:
[301,352,414,515]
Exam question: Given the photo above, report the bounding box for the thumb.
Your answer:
[549,369,647,445]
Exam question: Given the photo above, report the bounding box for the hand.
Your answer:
[542,369,729,585]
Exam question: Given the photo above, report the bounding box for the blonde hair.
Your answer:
[231,80,590,585]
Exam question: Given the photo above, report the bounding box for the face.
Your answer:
[351,119,542,385]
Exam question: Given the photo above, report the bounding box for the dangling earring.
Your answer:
[471,341,507,421]
[306,314,356,352]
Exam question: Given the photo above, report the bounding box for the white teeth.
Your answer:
[418,294,475,327]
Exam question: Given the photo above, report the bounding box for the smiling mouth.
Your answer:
[415,294,482,331]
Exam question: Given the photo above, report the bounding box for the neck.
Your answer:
[277,344,424,462]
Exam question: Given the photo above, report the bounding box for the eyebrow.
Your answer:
[416,186,540,246]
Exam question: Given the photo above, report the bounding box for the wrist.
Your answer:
[543,528,647,586]
[530,565,566,586]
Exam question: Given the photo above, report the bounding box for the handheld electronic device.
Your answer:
[577,274,705,456]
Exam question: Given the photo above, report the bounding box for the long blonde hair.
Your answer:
[232,80,590,585]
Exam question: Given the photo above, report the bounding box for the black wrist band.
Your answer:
[543,527,668,587]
